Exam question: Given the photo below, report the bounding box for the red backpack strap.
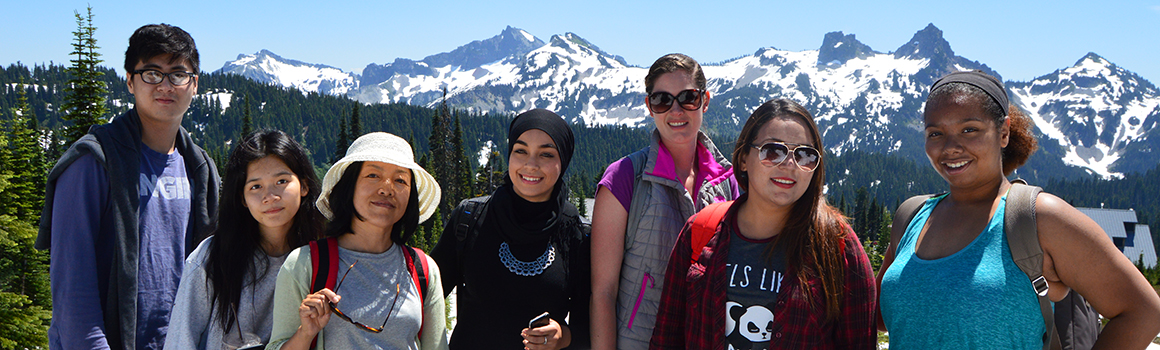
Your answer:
[309,237,340,293]
[307,237,340,348]
[402,246,429,338]
[690,201,734,265]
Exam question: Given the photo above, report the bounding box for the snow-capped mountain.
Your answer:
[214,24,1160,178]
[218,49,359,96]
[1009,53,1160,176]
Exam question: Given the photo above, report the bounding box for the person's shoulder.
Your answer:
[1031,191,1074,221]
[282,244,313,271]
[185,236,214,268]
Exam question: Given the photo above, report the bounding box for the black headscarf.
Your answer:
[491,109,579,245]
[507,108,575,176]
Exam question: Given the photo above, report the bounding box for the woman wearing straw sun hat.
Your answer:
[267,132,449,350]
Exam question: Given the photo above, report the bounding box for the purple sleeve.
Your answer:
[49,154,112,350]
[597,157,635,212]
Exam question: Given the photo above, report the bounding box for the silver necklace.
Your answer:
[498,242,555,276]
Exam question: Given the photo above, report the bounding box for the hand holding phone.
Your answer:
[528,311,551,329]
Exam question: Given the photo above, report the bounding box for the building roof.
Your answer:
[1125,224,1157,268]
[1075,207,1135,238]
[1076,207,1157,268]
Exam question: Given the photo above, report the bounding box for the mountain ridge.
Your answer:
[214,24,1160,179]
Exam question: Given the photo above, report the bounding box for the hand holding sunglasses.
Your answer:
[647,88,705,113]
[751,141,821,172]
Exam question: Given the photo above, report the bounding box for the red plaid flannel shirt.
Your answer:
[649,197,878,349]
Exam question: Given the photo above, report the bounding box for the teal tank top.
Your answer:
[880,194,1044,349]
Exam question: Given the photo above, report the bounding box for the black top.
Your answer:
[432,184,591,349]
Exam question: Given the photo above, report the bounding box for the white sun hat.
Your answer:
[317,132,441,223]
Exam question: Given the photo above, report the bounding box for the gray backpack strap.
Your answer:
[893,194,937,241]
[622,149,649,249]
[1005,181,1059,350]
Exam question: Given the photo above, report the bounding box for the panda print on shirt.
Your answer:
[724,226,786,350]
[727,302,776,350]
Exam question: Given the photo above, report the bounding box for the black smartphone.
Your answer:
[236,344,264,350]
[528,311,551,329]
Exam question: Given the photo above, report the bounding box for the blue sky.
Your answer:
[2,0,1158,84]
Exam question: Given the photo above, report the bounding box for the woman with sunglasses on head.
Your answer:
[877,71,1160,349]
[590,53,739,350]
[431,109,590,350]
[649,99,877,349]
[267,132,448,350]
[166,130,325,350]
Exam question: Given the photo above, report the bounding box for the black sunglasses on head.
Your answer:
[751,141,821,172]
[647,89,704,113]
[328,260,400,333]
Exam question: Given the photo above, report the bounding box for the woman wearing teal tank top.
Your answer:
[876,71,1160,349]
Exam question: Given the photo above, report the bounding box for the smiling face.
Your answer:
[350,161,412,235]
[126,54,198,128]
[923,93,1009,189]
[243,156,306,238]
[739,117,815,212]
[648,71,708,148]
[508,129,561,203]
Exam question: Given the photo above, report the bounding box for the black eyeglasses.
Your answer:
[328,260,399,333]
[132,69,197,86]
[751,141,821,172]
[647,89,704,114]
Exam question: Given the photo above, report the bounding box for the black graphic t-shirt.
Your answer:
[724,219,786,350]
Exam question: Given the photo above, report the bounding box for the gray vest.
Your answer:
[615,131,736,349]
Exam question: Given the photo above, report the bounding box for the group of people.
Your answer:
[37,23,1160,350]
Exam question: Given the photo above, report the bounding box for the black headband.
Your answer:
[931,70,1009,116]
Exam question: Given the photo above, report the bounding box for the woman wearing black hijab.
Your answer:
[432,109,591,350]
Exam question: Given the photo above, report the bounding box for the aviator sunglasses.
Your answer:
[751,141,821,172]
[647,89,704,114]
[328,260,400,333]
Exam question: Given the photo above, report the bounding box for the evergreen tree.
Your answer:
[427,88,455,217]
[451,112,472,201]
[3,80,46,218]
[333,116,348,163]
[61,6,108,145]
[349,104,361,138]
[853,187,870,241]
[0,85,50,348]
[241,93,253,138]
[474,149,504,195]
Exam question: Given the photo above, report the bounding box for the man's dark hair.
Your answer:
[124,24,199,73]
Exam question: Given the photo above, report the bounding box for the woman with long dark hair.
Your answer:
[267,132,448,350]
[431,109,590,350]
[649,99,877,349]
[167,129,324,349]
[877,71,1160,348]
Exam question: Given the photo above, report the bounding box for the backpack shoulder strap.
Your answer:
[1005,181,1058,350]
[690,201,733,265]
[403,245,429,338]
[309,237,340,293]
[455,196,490,272]
[894,194,937,236]
[307,237,340,348]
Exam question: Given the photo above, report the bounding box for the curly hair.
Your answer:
[927,82,1038,176]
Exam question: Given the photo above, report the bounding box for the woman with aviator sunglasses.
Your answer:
[591,53,739,350]
[267,132,448,350]
[650,99,877,349]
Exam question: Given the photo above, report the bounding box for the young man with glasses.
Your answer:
[37,24,220,350]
